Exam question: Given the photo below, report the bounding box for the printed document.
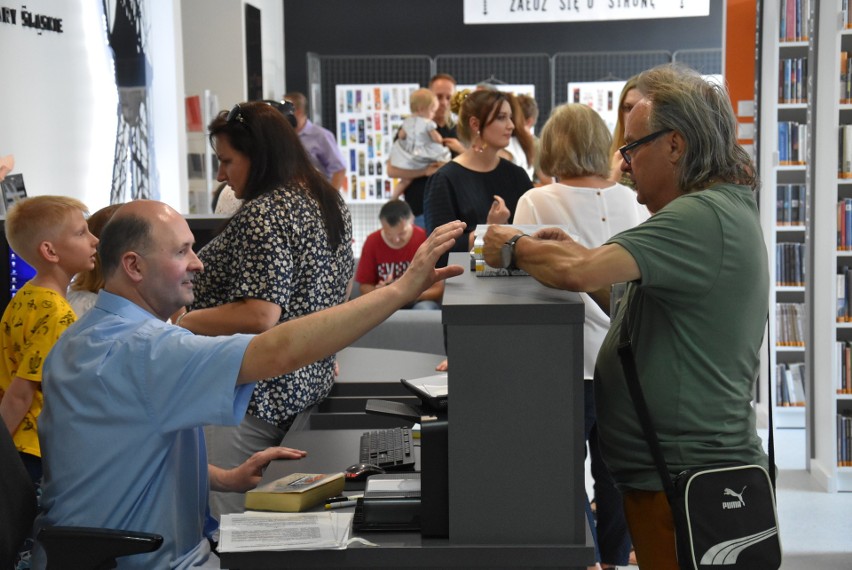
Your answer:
[219,511,360,552]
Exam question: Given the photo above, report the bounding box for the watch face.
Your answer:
[501,243,512,269]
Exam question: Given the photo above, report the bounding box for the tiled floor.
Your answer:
[585,427,852,569]
[770,428,852,570]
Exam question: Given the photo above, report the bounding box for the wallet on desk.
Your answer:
[353,473,421,532]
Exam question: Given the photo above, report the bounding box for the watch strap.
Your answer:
[506,233,528,270]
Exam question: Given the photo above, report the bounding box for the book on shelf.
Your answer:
[837,342,852,394]
[838,199,852,249]
[776,184,806,225]
[779,0,809,41]
[776,242,805,286]
[776,362,806,407]
[837,268,852,323]
[185,95,203,132]
[839,414,852,467]
[776,302,805,346]
[778,58,808,104]
[846,0,852,30]
[838,125,852,178]
[244,472,345,513]
[778,122,807,165]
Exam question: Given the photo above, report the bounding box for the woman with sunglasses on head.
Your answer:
[423,89,533,269]
[174,101,354,519]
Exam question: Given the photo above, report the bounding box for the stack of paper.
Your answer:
[219,511,363,552]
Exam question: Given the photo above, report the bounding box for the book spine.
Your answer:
[787,0,795,42]
[846,199,852,251]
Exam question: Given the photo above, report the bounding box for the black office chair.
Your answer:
[0,425,163,570]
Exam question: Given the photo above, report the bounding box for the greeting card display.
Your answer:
[335,84,418,202]
[567,81,627,134]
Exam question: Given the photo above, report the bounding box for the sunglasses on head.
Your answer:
[226,104,246,125]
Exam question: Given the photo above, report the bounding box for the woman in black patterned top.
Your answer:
[175,101,354,518]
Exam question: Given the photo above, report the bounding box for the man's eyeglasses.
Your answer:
[619,129,673,165]
[226,104,246,125]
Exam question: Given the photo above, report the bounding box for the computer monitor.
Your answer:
[0,173,33,308]
[0,219,35,311]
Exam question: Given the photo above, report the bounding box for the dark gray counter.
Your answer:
[221,255,593,568]
[442,253,586,547]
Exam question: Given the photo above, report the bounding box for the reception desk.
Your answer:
[220,253,592,569]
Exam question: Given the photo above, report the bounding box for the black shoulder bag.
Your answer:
[616,289,782,569]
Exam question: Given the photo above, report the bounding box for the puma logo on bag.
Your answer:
[722,486,746,509]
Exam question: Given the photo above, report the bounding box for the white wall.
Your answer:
[0,1,117,212]
[150,0,187,211]
[181,0,244,114]
[180,0,285,212]
[257,0,285,100]
[0,0,286,214]
[182,0,285,109]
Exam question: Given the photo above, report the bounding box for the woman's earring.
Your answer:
[473,130,486,153]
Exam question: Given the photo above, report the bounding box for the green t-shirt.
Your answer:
[596,183,769,491]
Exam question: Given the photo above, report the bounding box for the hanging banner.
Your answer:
[464,0,710,24]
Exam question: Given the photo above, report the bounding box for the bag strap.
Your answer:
[615,285,776,499]
[765,313,777,495]
[615,287,676,499]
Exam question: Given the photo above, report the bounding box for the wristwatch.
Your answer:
[500,233,528,270]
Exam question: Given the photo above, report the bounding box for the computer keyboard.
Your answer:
[359,427,415,471]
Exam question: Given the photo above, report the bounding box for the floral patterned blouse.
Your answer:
[191,184,354,427]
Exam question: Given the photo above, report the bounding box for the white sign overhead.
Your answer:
[464,0,710,24]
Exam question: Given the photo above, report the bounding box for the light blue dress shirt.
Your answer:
[35,291,254,569]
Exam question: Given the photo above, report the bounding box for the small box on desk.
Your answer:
[353,473,421,532]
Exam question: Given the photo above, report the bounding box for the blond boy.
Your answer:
[0,196,98,480]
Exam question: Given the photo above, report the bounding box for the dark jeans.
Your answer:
[20,452,42,483]
[584,381,631,566]
[16,453,42,570]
